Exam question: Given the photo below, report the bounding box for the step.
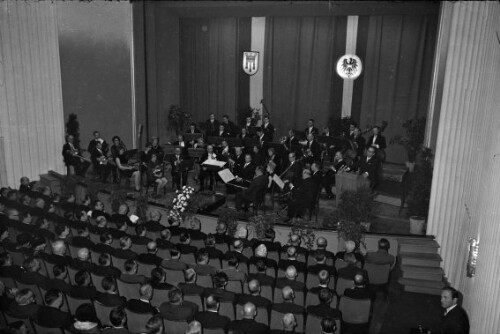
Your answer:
[399,240,440,254]
[398,277,445,289]
[399,252,442,267]
[401,265,443,281]
[374,194,402,207]
[403,285,443,296]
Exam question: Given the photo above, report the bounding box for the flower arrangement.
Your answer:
[167,105,192,135]
[289,217,320,250]
[168,186,199,224]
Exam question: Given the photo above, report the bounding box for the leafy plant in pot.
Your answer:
[390,116,427,170]
[407,147,433,235]
[336,188,373,247]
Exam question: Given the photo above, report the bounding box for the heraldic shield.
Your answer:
[336,54,363,79]
[243,51,259,75]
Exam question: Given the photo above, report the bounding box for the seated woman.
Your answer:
[147,153,168,197]
[114,147,141,192]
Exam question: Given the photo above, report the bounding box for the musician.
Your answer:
[186,123,201,134]
[252,145,265,167]
[110,136,127,159]
[266,147,281,175]
[256,128,266,149]
[217,140,232,163]
[238,128,252,140]
[282,130,300,154]
[88,131,108,175]
[352,127,366,158]
[216,124,231,138]
[236,154,256,183]
[323,150,348,199]
[229,146,245,175]
[261,116,275,142]
[62,134,90,177]
[199,145,219,192]
[322,126,333,137]
[282,152,303,186]
[90,141,112,182]
[243,116,255,131]
[286,169,317,220]
[305,119,319,136]
[348,122,357,139]
[235,166,268,211]
[114,147,141,192]
[172,134,191,156]
[205,113,219,137]
[221,115,238,136]
[193,137,206,149]
[355,146,381,190]
[367,126,387,162]
[303,134,322,161]
[148,153,168,197]
[151,137,164,161]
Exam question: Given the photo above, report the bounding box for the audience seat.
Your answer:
[336,277,354,297]
[305,313,341,334]
[163,268,185,286]
[151,288,169,308]
[93,301,115,327]
[196,275,213,288]
[14,280,43,305]
[66,294,94,315]
[219,301,235,321]
[116,279,140,300]
[136,261,156,277]
[162,319,188,334]
[126,309,157,333]
[32,320,65,334]
[183,294,203,311]
[339,296,371,333]
[304,291,337,308]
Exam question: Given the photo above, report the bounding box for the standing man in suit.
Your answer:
[304,134,322,161]
[367,126,387,162]
[356,146,381,190]
[282,130,300,155]
[305,119,319,136]
[261,115,275,142]
[286,169,317,220]
[440,287,470,334]
[170,147,188,191]
[235,166,268,211]
[205,113,219,137]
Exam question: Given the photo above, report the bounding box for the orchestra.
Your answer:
[64,114,386,218]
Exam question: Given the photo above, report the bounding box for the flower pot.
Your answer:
[406,161,415,173]
[409,216,426,235]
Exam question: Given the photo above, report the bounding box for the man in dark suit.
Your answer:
[322,150,348,198]
[282,129,300,154]
[307,288,342,321]
[365,238,396,269]
[235,166,268,211]
[305,119,319,136]
[222,115,238,137]
[261,115,275,142]
[237,279,271,311]
[227,302,269,334]
[161,245,188,271]
[367,126,387,162]
[356,145,381,189]
[69,270,98,300]
[62,134,90,176]
[304,134,322,160]
[205,113,220,137]
[352,127,366,158]
[102,306,130,334]
[272,286,305,321]
[216,124,231,138]
[17,257,49,287]
[169,146,189,191]
[8,288,39,319]
[113,237,138,261]
[137,241,162,267]
[278,247,307,277]
[126,283,157,314]
[178,268,205,297]
[151,267,175,291]
[311,161,324,192]
[344,274,374,300]
[172,134,192,156]
[120,259,148,285]
[92,253,121,278]
[0,252,23,279]
[35,289,72,329]
[282,152,303,186]
[95,276,127,307]
[440,286,470,334]
[194,294,230,331]
[287,169,317,219]
[159,287,198,322]
[236,154,256,183]
[337,253,369,283]
[275,265,306,304]
[202,272,237,304]
[43,264,72,294]
[247,259,275,291]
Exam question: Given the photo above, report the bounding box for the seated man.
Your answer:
[199,145,220,192]
[35,289,72,329]
[227,302,269,334]
[237,279,271,311]
[235,166,268,211]
[306,288,342,319]
[194,294,230,331]
[159,287,198,322]
[344,274,374,300]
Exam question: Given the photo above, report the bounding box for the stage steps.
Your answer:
[398,238,445,296]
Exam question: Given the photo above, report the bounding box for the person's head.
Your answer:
[124,259,138,274]
[207,145,214,154]
[147,241,158,254]
[285,266,297,280]
[185,320,202,334]
[318,269,330,286]
[367,146,377,158]
[135,224,146,237]
[205,294,219,312]
[66,135,74,143]
[344,240,356,253]
[216,222,227,235]
[319,288,332,304]
[160,228,171,241]
[213,272,228,289]
[150,210,161,222]
[8,321,28,334]
[184,268,197,284]
[287,246,297,260]
[235,225,248,239]
[101,276,117,293]
[55,223,69,238]
[118,204,129,215]
[145,315,164,334]
[307,133,315,142]
[264,228,275,241]
[219,124,225,132]
[378,238,390,252]
[244,154,252,164]
[23,257,41,273]
[353,273,365,288]
[441,286,459,309]
[110,306,127,328]
[245,116,252,124]
[255,244,267,258]
[140,284,153,301]
[53,264,67,279]
[248,279,261,296]
[170,245,181,260]
[266,161,276,174]
[344,253,357,265]
[15,289,35,306]
[189,123,196,131]
[256,128,263,138]
[174,147,181,156]
[100,232,113,245]
[7,208,20,221]
[372,126,380,135]
[44,289,63,309]
[97,253,112,267]
[282,286,295,302]
[282,313,297,331]
[308,119,315,127]
[255,165,264,176]
[120,236,132,250]
[321,317,337,334]
[150,153,158,163]
[288,152,296,163]
[289,234,301,247]
[263,115,270,124]
[317,237,327,249]
[233,239,244,252]
[151,268,166,284]
[209,113,215,121]
[267,147,275,158]
[242,302,256,320]
[0,225,8,242]
[256,259,267,273]
[302,168,311,180]
[77,248,90,262]
[196,249,209,265]
[168,288,183,305]
[20,176,30,186]
[75,270,91,287]
[227,254,239,268]
[16,233,31,248]
[75,303,98,324]
[311,161,320,173]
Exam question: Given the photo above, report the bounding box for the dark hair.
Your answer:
[16,233,31,246]
[74,270,89,286]
[196,249,208,263]
[184,268,196,283]
[227,254,238,268]
[213,272,228,288]
[204,234,215,247]
[54,223,67,236]
[53,264,66,277]
[135,224,146,236]
[256,259,267,273]
[318,288,332,304]
[150,268,165,284]
[378,238,390,251]
[101,276,116,292]
[170,245,180,258]
[321,317,337,334]
[44,289,61,305]
[100,233,112,244]
[109,306,126,327]
[98,253,111,266]
[74,303,98,323]
[0,252,9,266]
[168,288,182,304]
[124,259,136,272]
[442,286,459,299]
[180,232,190,243]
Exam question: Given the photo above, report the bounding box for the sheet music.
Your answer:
[272,174,285,189]
[218,168,235,183]
[202,160,226,168]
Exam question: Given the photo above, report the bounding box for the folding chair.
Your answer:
[339,296,371,332]
[335,277,354,297]
[126,309,156,333]
[305,313,341,334]
[183,294,203,311]
[93,301,115,327]
[162,319,188,334]
[219,301,235,321]
[164,268,185,286]
[225,280,243,294]
[151,288,169,308]
[116,279,140,300]
[66,295,93,315]
[196,275,213,288]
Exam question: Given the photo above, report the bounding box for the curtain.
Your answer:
[180,18,250,123]
[356,15,438,163]
[263,16,347,138]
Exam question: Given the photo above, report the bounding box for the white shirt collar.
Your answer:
[445,304,457,315]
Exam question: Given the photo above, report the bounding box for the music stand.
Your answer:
[225,138,243,148]
[207,136,224,146]
[183,133,203,143]
[188,148,205,159]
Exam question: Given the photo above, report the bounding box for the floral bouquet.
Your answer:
[168,186,198,224]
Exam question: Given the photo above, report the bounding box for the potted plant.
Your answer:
[248,214,276,240]
[407,147,433,235]
[337,220,367,249]
[390,116,427,170]
[167,105,192,135]
[134,193,149,223]
[218,207,239,237]
[289,217,320,250]
[337,188,374,232]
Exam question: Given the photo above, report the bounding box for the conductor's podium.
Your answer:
[335,172,370,206]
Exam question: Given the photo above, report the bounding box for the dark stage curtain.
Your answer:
[180,18,250,123]
[263,16,347,137]
[355,14,438,163]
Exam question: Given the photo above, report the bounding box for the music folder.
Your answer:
[272,174,285,189]
[218,169,249,189]
[202,160,226,168]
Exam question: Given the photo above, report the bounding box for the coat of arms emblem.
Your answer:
[336,54,363,79]
[243,51,259,76]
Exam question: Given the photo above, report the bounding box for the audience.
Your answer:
[228,302,269,334]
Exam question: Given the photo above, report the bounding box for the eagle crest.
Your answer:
[341,57,358,77]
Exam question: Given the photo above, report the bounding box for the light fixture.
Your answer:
[466,238,479,277]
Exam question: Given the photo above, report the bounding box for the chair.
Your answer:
[39,285,70,312]
[90,249,104,264]
[364,262,391,298]
[336,277,354,297]
[116,279,140,300]
[32,320,65,334]
[306,273,336,290]
[66,265,80,285]
[162,319,188,334]
[305,291,337,308]
[151,288,169,308]
[305,313,341,334]
[270,309,303,332]
[7,249,26,266]
[204,329,225,334]
[130,243,146,255]
[236,304,269,326]
[0,276,17,289]
[183,294,203,311]
[110,256,128,272]
[136,261,157,277]
[89,273,108,293]
[307,254,334,266]
[339,296,371,328]
[214,243,229,253]
[126,310,156,333]
[180,252,196,265]
[164,268,185,286]
[67,244,82,258]
[191,239,205,250]
[335,259,349,271]
[89,232,101,244]
[219,301,235,321]
[225,281,243,294]
[196,275,213,288]
[93,301,115,327]
[277,268,305,283]
[66,294,93,315]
